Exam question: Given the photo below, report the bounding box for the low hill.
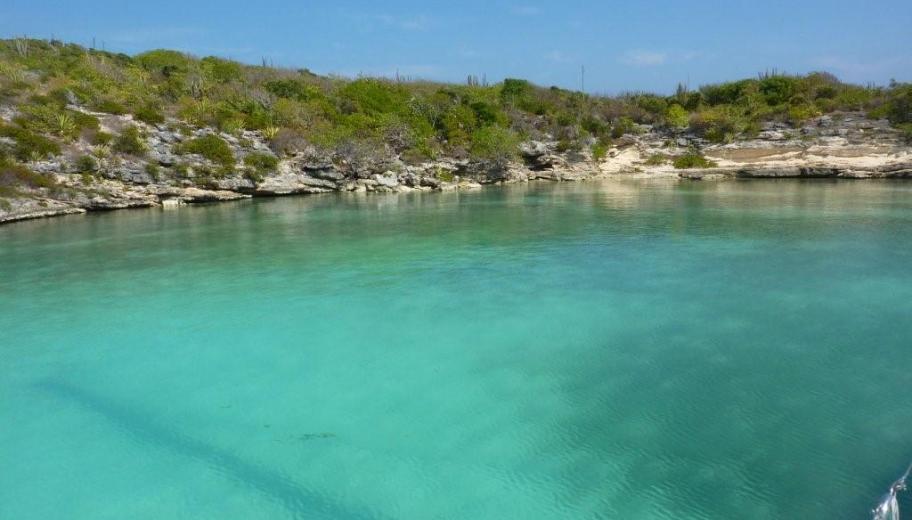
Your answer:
[1,37,910,222]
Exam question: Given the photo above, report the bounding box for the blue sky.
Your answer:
[2,0,910,93]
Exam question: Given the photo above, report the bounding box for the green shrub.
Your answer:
[28,94,62,107]
[470,101,503,126]
[74,154,97,173]
[815,98,837,113]
[885,84,912,125]
[0,125,61,161]
[72,111,100,131]
[645,154,670,166]
[440,104,477,146]
[580,115,610,138]
[611,117,636,138]
[435,168,455,182]
[201,56,243,83]
[759,76,799,105]
[112,126,146,155]
[899,124,912,144]
[134,104,165,125]
[673,152,717,169]
[338,78,410,116]
[94,99,128,115]
[556,138,582,153]
[690,106,749,143]
[14,105,98,141]
[700,80,755,105]
[635,95,668,116]
[2,37,910,169]
[174,162,191,177]
[469,126,519,163]
[145,162,161,180]
[788,104,821,125]
[500,78,533,106]
[243,152,278,174]
[16,104,65,135]
[178,134,235,166]
[135,49,192,76]
[0,157,57,190]
[665,104,689,129]
[835,86,876,111]
[815,85,838,100]
[264,79,324,102]
[91,131,114,146]
[211,165,235,179]
[592,142,609,161]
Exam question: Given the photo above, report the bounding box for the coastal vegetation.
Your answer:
[0,37,910,197]
[673,152,717,169]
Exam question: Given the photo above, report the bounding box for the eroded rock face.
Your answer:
[681,162,912,181]
[519,140,563,170]
[372,172,399,188]
[210,177,257,193]
[175,188,251,203]
[520,140,549,160]
[2,109,911,224]
[254,173,337,195]
[310,169,344,182]
[0,197,86,223]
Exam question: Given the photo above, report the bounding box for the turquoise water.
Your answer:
[2,180,911,519]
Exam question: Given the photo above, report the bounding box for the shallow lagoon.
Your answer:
[2,179,911,519]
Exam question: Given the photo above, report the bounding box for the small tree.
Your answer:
[665,104,689,129]
[470,126,519,164]
[112,126,147,156]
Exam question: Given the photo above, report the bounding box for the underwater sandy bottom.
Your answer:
[2,179,911,519]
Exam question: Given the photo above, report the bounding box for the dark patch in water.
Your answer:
[298,433,337,441]
[35,380,386,520]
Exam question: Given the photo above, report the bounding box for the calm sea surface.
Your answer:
[2,179,911,519]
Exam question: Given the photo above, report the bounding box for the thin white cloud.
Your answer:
[512,5,542,16]
[339,64,441,80]
[814,55,912,82]
[620,50,668,67]
[106,26,205,46]
[377,14,430,31]
[456,46,479,59]
[545,50,573,64]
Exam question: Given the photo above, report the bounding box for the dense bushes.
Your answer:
[673,152,717,169]
[0,37,910,169]
[665,104,689,129]
[112,126,146,155]
[690,106,753,143]
[759,76,798,105]
[884,84,912,125]
[134,104,165,125]
[0,156,56,195]
[73,154,97,173]
[592,140,610,161]
[0,124,61,160]
[200,56,243,84]
[470,126,519,163]
[178,134,235,166]
[135,49,191,76]
[244,151,278,172]
[13,103,99,141]
[242,152,278,181]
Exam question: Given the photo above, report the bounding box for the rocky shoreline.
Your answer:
[2,110,910,225]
